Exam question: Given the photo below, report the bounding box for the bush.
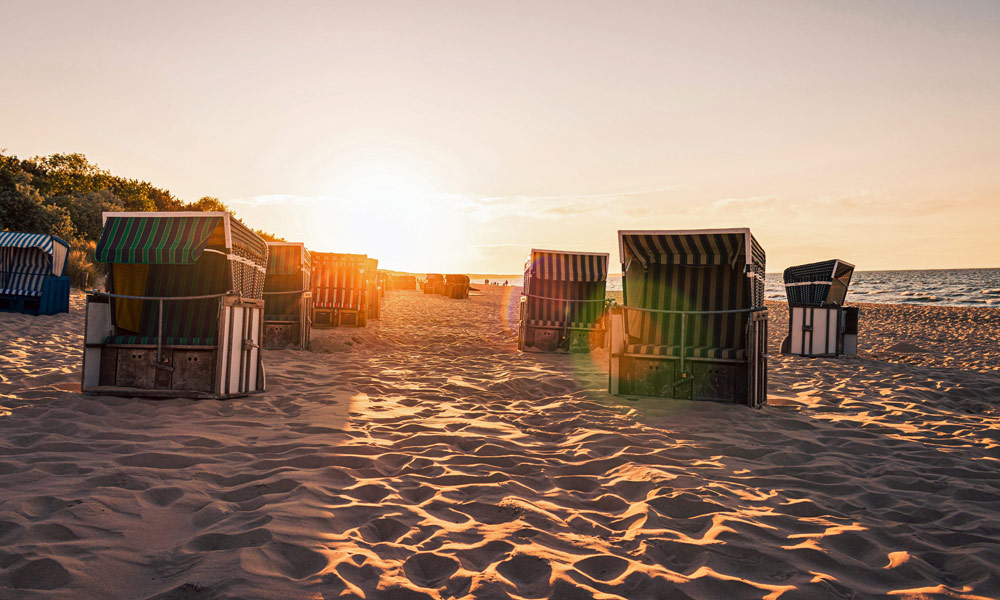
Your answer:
[64,239,104,290]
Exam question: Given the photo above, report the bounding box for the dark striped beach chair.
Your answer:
[609,229,768,407]
[518,249,610,353]
[82,212,269,398]
[0,232,70,315]
[262,242,312,349]
[423,274,444,295]
[444,274,470,299]
[781,259,858,357]
[311,252,368,327]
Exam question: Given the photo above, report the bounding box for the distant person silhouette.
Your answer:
[504,280,508,286]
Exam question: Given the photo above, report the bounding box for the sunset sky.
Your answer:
[2,1,998,273]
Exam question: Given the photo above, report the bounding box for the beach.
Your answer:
[1,286,999,599]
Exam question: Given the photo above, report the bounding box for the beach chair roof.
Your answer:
[783,259,855,305]
[426,273,444,282]
[0,231,70,276]
[96,212,268,266]
[525,249,610,282]
[266,241,310,275]
[618,228,765,270]
[445,274,470,284]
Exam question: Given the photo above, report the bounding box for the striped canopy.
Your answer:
[525,249,609,283]
[0,232,69,275]
[783,259,854,305]
[97,215,222,264]
[0,232,70,295]
[620,229,765,270]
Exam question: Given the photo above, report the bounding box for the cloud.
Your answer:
[229,194,318,207]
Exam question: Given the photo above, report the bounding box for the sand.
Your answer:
[1,287,999,599]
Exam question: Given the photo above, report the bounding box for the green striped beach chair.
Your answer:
[263,242,312,349]
[518,249,611,353]
[781,259,858,357]
[81,212,269,399]
[609,229,768,407]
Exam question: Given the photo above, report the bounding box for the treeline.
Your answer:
[0,151,280,287]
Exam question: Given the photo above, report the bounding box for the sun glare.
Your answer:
[322,155,461,272]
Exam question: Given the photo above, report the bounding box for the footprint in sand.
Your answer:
[9,558,71,590]
[573,554,629,582]
[496,553,552,597]
[402,552,460,587]
[189,528,273,551]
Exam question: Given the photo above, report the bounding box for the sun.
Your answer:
[322,154,461,272]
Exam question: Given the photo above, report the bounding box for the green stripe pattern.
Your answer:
[96,216,222,264]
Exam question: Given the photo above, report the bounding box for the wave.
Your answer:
[982,289,1000,295]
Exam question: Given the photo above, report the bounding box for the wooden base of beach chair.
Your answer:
[608,307,767,407]
[264,322,303,349]
[520,325,605,353]
[786,305,843,357]
[312,307,367,328]
[81,295,265,399]
[0,277,70,316]
[614,355,747,403]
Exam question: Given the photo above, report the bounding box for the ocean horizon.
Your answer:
[472,267,1000,308]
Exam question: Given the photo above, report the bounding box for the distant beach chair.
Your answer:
[443,274,470,299]
[376,269,389,298]
[393,274,417,291]
[423,273,444,294]
[311,252,369,327]
[781,259,858,357]
[0,231,70,315]
[262,242,312,350]
[81,212,268,398]
[366,258,381,320]
[518,249,610,353]
[609,229,768,407]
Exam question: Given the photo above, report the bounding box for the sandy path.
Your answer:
[1,288,999,599]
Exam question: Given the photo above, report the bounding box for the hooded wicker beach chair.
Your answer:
[311,252,369,327]
[262,242,312,349]
[423,273,444,294]
[518,249,610,353]
[781,259,858,357]
[443,274,470,299]
[366,258,381,320]
[0,231,70,315]
[609,229,768,407]
[82,212,268,398]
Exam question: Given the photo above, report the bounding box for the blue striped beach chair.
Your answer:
[609,229,768,407]
[0,232,70,315]
[518,249,611,353]
[781,259,858,357]
[81,212,269,398]
[263,242,312,349]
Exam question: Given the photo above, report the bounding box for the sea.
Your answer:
[473,268,1000,308]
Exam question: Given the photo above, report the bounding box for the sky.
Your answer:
[1,0,998,273]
